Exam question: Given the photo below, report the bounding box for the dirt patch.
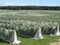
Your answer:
[50,39,60,45]
[50,42,60,45]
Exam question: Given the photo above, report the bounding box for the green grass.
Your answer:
[0,35,60,45]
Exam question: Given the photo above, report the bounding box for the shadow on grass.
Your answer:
[0,39,9,43]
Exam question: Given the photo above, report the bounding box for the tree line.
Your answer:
[0,6,60,10]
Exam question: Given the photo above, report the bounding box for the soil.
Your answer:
[50,39,60,45]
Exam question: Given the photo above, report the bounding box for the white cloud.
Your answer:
[0,3,11,6]
[0,3,26,6]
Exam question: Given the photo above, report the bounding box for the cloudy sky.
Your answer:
[0,0,60,6]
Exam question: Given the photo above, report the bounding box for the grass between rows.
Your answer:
[0,35,60,45]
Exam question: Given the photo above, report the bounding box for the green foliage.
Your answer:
[0,10,60,44]
[0,6,60,10]
[0,10,60,38]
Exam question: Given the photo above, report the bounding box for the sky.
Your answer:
[0,0,60,6]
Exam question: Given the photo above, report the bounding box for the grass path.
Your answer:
[0,35,60,45]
